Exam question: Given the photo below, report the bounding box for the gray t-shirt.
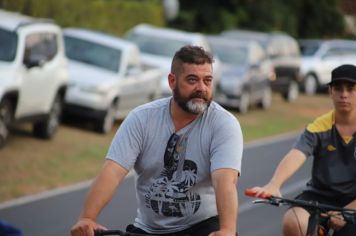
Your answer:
[106,97,243,234]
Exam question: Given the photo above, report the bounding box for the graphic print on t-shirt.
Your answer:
[145,134,201,217]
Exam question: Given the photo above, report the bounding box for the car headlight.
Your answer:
[80,85,108,95]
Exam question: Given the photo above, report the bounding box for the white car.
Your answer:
[63,28,162,133]
[299,39,356,94]
[0,10,69,147]
[125,24,221,97]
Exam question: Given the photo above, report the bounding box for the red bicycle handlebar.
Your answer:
[244,188,272,199]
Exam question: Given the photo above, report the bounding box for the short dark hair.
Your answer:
[171,45,214,74]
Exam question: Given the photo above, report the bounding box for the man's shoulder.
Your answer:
[306,110,334,133]
[208,101,238,120]
[132,97,170,115]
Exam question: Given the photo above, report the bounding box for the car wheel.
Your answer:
[238,91,249,114]
[304,74,317,95]
[96,102,116,134]
[0,100,13,148]
[283,80,299,102]
[259,86,272,110]
[33,95,62,139]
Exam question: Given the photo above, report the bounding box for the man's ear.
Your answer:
[168,73,176,89]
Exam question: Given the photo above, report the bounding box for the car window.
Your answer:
[0,27,18,62]
[126,32,189,58]
[64,36,121,73]
[267,36,285,58]
[338,46,356,56]
[211,44,248,65]
[24,32,58,64]
[323,47,344,57]
[299,42,321,56]
[269,35,299,58]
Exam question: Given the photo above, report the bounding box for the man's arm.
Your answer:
[71,159,129,236]
[251,148,307,197]
[345,199,356,209]
[209,168,239,236]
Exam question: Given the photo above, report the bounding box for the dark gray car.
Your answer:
[208,36,273,113]
[222,30,301,102]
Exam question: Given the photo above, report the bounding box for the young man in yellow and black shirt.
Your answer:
[250,64,356,236]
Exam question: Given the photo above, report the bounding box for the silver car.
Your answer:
[208,36,273,113]
[222,30,301,102]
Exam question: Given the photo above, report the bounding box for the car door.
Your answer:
[16,31,59,117]
[249,44,267,102]
[116,64,151,116]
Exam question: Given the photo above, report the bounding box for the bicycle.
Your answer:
[244,189,356,236]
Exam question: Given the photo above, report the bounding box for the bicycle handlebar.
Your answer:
[94,229,159,236]
[94,230,126,236]
[244,189,356,224]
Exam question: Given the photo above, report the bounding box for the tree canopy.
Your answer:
[168,0,346,38]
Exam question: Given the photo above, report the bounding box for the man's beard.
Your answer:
[173,86,212,114]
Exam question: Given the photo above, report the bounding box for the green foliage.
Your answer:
[296,0,345,38]
[168,0,347,38]
[0,0,349,39]
[0,0,164,36]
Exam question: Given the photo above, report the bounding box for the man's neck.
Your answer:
[335,110,356,136]
[335,110,356,125]
[170,100,200,132]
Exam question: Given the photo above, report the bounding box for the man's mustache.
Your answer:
[189,91,208,101]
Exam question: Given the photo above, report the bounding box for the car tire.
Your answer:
[283,80,299,102]
[33,95,62,139]
[304,74,317,95]
[259,86,272,110]
[0,100,13,148]
[96,102,116,134]
[238,91,249,114]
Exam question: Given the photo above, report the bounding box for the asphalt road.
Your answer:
[0,132,312,236]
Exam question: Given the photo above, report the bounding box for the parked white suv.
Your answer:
[299,39,356,94]
[0,10,69,147]
[63,28,162,133]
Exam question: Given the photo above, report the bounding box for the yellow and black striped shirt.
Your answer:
[294,110,356,198]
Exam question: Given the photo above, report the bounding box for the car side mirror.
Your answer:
[23,54,45,68]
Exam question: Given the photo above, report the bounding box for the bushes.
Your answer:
[0,0,164,36]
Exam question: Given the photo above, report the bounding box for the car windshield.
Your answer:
[0,28,18,62]
[299,41,321,56]
[212,44,248,65]
[64,36,121,73]
[126,32,189,57]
